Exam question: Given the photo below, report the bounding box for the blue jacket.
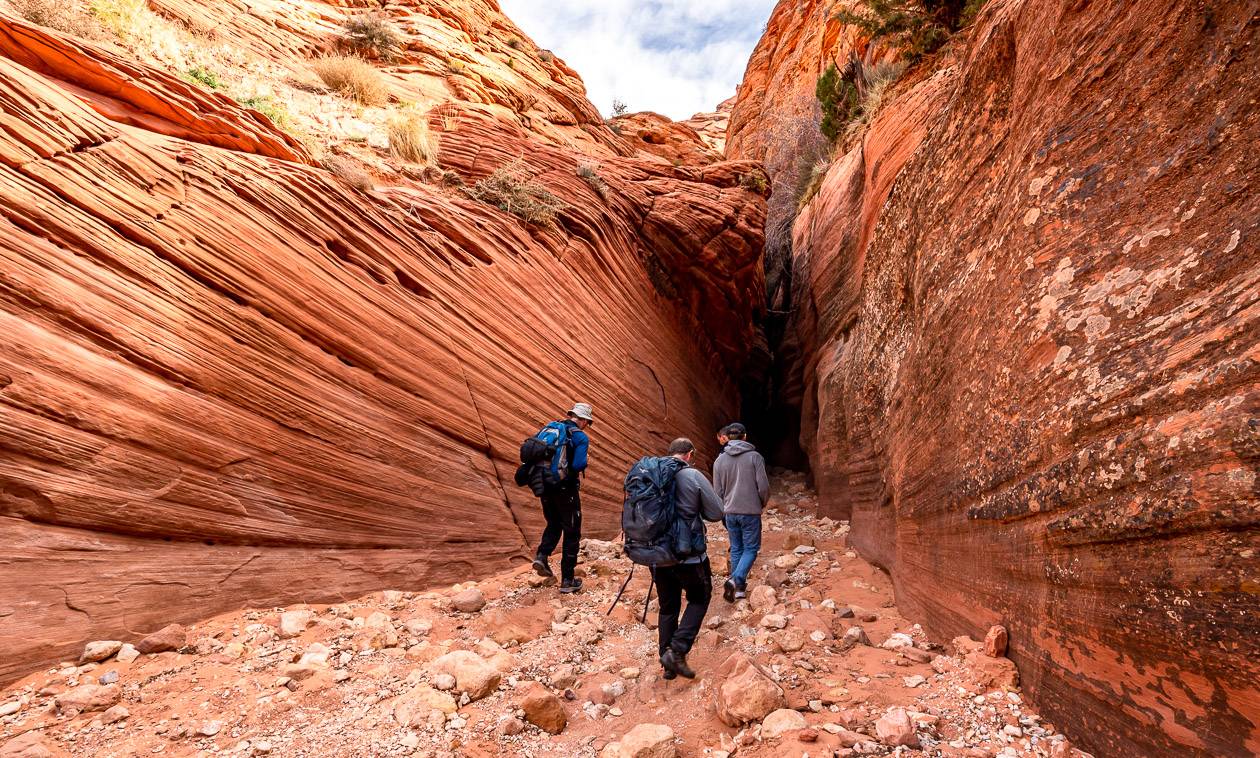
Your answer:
[561,419,589,484]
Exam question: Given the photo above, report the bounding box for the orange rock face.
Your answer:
[735,0,1260,756]
[608,111,722,167]
[0,10,765,684]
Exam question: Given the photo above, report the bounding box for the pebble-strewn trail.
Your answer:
[0,474,1086,758]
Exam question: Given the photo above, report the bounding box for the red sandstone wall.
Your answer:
[0,11,765,683]
[731,0,1259,755]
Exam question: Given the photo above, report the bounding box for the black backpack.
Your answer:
[515,421,571,496]
[621,456,690,567]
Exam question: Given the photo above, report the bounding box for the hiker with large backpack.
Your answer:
[621,438,723,680]
[515,402,593,594]
[713,422,770,603]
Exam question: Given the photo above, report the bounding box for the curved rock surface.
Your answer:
[734,0,1259,755]
[0,10,765,683]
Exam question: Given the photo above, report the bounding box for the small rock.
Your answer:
[760,614,788,630]
[903,675,926,688]
[793,545,817,554]
[773,554,801,570]
[748,586,777,613]
[55,684,120,714]
[838,626,870,649]
[79,641,123,664]
[1003,724,1023,737]
[902,646,933,663]
[761,708,807,738]
[451,587,486,614]
[880,632,915,650]
[518,681,567,734]
[98,670,119,685]
[115,644,140,663]
[799,727,819,742]
[549,664,578,689]
[393,685,457,726]
[0,733,59,758]
[496,716,526,736]
[0,701,21,717]
[612,723,678,758]
[428,650,501,700]
[278,610,314,639]
[432,673,456,691]
[836,606,855,618]
[620,667,640,680]
[874,707,918,747]
[198,721,222,737]
[714,654,786,727]
[101,705,129,724]
[135,624,187,654]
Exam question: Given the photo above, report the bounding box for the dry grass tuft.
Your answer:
[89,0,147,39]
[312,55,389,106]
[341,13,402,62]
[576,163,609,199]
[387,110,437,165]
[465,160,567,227]
[323,156,374,192]
[11,0,103,38]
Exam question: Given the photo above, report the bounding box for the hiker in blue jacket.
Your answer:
[531,402,593,593]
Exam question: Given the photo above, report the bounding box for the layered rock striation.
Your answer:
[0,8,765,684]
[731,0,1259,755]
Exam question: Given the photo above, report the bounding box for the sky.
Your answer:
[498,0,778,121]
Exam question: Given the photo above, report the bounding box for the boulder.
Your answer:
[772,627,806,653]
[278,610,314,638]
[517,681,567,734]
[451,587,486,613]
[874,707,917,747]
[748,586,777,613]
[101,705,130,724]
[714,653,786,726]
[760,614,788,630]
[984,625,1009,657]
[0,733,67,758]
[135,624,187,654]
[55,684,120,714]
[79,641,122,664]
[114,644,140,663]
[838,626,871,650]
[428,650,501,700]
[393,684,457,726]
[880,633,915,650]
[607,723,678,758]
[761,708,808,738]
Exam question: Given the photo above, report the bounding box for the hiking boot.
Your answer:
[734,577,747,600]
[722,578,737,603]
[661,666,677,681]
[532,558,554,578]
[660,648,695,679]
[558,578,582,594]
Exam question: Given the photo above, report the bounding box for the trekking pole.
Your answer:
[606,564,635,616]
[641,568,655,625]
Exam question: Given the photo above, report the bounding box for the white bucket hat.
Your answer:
[567,402,594,424]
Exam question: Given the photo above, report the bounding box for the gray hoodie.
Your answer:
[673,466,725,563]
[712,440,769,516]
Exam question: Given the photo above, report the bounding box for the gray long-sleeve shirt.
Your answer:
[673,465,724,563]
[713,440,770,515]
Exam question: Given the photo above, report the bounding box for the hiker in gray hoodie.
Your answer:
[712,423,769,602]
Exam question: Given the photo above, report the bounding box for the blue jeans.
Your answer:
[725,514,762,584]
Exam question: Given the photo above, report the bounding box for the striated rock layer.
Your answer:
[0,12,765,683]
[732,0,1259,755]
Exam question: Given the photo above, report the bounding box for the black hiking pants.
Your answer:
[536,486,581,581]
[654,557,712,657]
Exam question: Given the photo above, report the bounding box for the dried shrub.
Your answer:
[818,56,907,144]
[89,0,147,39]
[323,156,374,192]
[465,160,567,227]
[341,13,402,62]
[538,49,554,63]
[506,36,522,50]
[577,163,609,199]
[387,110,437,165]
[11,0,103,38]
[446,59,466,74]
[740,171,770,194]
[611,98,629,117]
[312,55,389,106]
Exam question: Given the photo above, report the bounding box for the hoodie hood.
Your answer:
[724,440,757,456]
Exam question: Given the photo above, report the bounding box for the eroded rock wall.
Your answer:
[733,0,1259,755]
[0,12,765,683]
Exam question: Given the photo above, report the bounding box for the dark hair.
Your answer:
[667,438,695,455]
[725,422,747,440]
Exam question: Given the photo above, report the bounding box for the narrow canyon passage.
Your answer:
[0,0,1256,756]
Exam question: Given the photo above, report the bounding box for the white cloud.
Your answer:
[498,0,777,120]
